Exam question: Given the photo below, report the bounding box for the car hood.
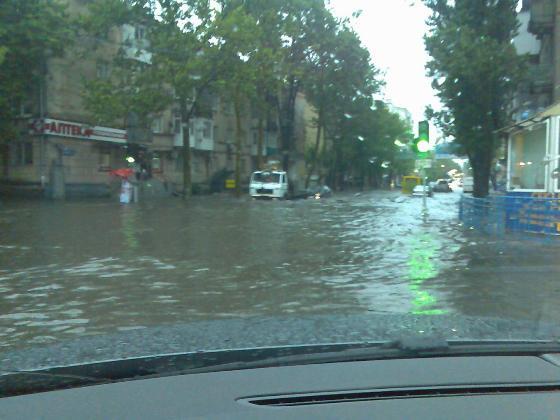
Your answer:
[2,314,559,373]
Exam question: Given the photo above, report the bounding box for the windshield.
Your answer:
[252,173,281,184]
[3,0,560,373]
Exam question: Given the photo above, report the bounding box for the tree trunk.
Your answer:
[472,151,492,198]
[257,112,264,170]
[305,108,323,189]
[234,95,243,198]
[180,98,192,198]
[277,78,299,172]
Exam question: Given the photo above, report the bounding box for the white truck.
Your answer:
[249,170,289,199]
[463,176,474,193]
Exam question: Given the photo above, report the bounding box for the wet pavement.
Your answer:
[1,190,560,351]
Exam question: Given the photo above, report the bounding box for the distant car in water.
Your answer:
[306,185,333,199]
[412,184,433,197]
[433,179,452,192]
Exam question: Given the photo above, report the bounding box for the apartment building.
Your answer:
[0,0,316,198]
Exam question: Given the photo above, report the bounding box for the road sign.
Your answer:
[415,159,432,170]
[225,179,236,189]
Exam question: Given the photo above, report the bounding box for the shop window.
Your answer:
[12,142,33,166]
[152,153,162,173]
[509,123,547,190]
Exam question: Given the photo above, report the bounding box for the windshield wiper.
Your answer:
[0,370,112,398]
[3,339,560,398]
[166,338,560,375]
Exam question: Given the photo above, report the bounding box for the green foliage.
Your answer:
[425,158,461,181]
[0,0,74,142]
[424,0,526,197]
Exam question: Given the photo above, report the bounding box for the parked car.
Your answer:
[433,179,452,192]
[463,176,474,193]
[412,184,433,197]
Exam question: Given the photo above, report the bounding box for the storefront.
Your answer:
[25,117,128,197]
[505,103,560,195]
[473,104,560,235]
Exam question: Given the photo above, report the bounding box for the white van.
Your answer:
[249,171,289,199]
[463,176,474,193]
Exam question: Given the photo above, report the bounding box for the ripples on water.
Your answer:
[1,191,560,349]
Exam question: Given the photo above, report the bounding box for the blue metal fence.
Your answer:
[460,193,560,237]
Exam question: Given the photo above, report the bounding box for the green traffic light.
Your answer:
[417,139,430,153]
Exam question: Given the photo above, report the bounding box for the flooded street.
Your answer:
[2,191,560,351]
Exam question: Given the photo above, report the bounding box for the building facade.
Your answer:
[0,0,314,198]
[511,0,560,122]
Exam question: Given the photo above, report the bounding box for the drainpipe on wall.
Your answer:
[39,52,48,191]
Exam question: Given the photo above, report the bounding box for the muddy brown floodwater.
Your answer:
[1,190,560,351]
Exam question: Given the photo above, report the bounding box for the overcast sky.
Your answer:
[328,0,439,124]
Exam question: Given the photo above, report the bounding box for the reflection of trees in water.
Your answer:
[407,234,446,315]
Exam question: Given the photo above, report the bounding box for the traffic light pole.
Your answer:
[422,168,428,218]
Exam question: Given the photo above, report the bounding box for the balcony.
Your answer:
[173,118,214,151]
[529,0,555,35]
[121,24,152,64]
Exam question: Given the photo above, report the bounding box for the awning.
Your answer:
[497,102,560,134]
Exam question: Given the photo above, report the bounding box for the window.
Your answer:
[151,117,163,134]
[192,157,201,173]
[98,148,111,170]
[12,142,33,166]
[202,121,212,139]
[135,26,146,40]
[96,62,110,79]
[174,117,182,134]
[509,123,547,190]
[175,152,183,171]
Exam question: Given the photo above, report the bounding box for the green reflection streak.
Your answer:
[121,207,139,252]
[407,234,446,315]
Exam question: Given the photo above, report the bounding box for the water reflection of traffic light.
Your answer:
[407,234,446,315]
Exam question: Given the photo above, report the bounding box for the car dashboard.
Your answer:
[2,354,560,419]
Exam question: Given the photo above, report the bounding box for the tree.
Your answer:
[211,5,260,197]
[313,26,382,190]
[424,0,525,197]
[300,6,339,188]
[272,0,328,172]
[0,0,73,144]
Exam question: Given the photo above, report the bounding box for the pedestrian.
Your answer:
[490,159,501,191]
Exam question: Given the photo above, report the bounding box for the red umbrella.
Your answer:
[109,168,134,179]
